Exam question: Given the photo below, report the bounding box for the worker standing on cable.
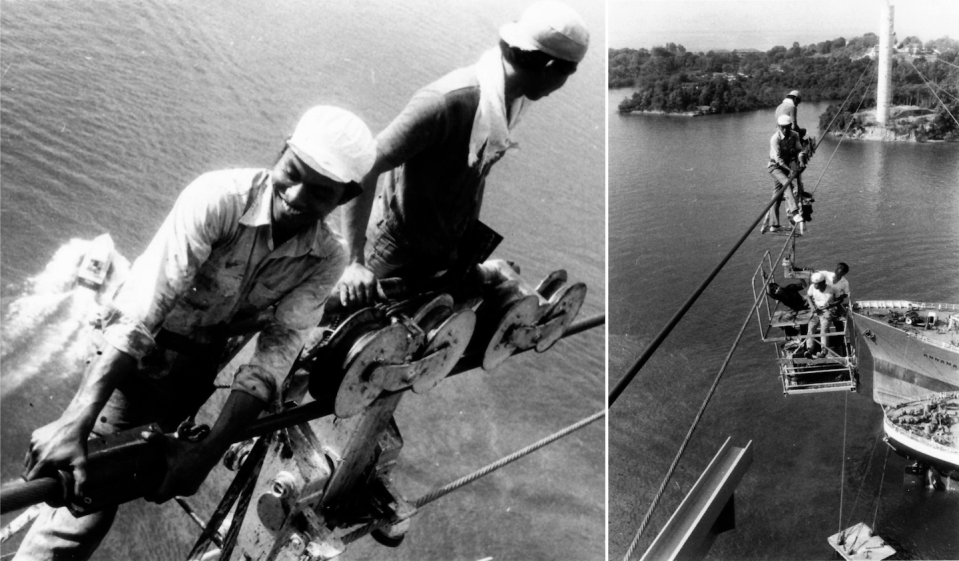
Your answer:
[763,114,807,233]
[775,89,811,203]
[332,1,589,308]
[775,89,804,138]
[16,106,376,561]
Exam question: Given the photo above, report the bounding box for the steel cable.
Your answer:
[620,63,876,559]
[907,58,959,128]
[807,64,877,197]
[621,231,797,561]
[609,60,874,409]
[340,409,606,545]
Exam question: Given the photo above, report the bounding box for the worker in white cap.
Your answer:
[17,106,375,561]
[763,113,808,233]
[803,271,838,358]
[334,1,589,309]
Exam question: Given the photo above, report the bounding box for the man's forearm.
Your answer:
[200,391,266,460]
[62,344,137,435]
[341,173,379,264]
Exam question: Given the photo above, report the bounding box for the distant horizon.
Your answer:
[610,38,954,55]
[609,0,959,52]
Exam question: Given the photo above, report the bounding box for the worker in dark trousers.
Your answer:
[763,114,808,233]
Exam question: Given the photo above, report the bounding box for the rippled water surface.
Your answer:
[0,3,606,559]
[609,89,959,560]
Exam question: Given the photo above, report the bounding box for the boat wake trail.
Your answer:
[0,238,129,396]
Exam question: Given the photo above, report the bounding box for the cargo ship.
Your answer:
[851,301,959,406]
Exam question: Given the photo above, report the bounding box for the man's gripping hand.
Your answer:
[333,262,380,309]
[23,417,90,498]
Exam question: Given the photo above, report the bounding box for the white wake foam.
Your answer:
[0,237,129,395]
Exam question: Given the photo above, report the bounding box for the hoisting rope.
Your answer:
[841,432,881,535]
[340,408,606,545]
[871,445,890,531]
[906,58,959,128]
[837,390,850,543]
[619,62,877,560]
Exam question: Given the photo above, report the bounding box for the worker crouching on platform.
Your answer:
[16,106,376,561]
[332,0,589,308]
[763,114,808,233]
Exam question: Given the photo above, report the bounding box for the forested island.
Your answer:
[610,34,959,140]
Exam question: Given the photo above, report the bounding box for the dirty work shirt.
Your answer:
[768,128,805,169]
[105,168,347,403]
[807,283,835,310]
[368,63,513,275]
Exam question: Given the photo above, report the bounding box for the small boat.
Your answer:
[77,233,114,288]
[852,301,959,406]
[883,391,959,478]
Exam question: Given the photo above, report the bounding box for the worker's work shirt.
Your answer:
[807,284,835,310]
[369,50,526,274]
[775,98,799,129]
[104,169,347,403]
[818,271,850,300]
[768,129,806,169]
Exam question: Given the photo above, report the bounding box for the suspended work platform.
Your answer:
[751,244,858,396]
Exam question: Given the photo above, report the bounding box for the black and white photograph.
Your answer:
[4,0,959,559]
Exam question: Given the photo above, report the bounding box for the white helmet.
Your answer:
[777,114,793,126]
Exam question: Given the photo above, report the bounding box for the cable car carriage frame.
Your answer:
[750,236,859,396]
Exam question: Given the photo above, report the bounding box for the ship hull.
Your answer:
[852,302,959,406]
[883,393,959,478]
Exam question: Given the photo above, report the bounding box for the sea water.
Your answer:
[0,3,606,559]
[609,90,959,560]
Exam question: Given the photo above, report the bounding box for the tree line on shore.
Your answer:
[610,35,959,134]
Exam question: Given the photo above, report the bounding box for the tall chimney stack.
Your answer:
[877,1,894,126]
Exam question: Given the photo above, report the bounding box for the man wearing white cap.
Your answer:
[16,106,376,560]
[803,271,837,358]
[334,1,589,308]
[763,113,807,233]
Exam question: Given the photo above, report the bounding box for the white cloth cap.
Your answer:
[811,272,825,283]
[499,1,589,63]
[777,114,793,126]
[788,90,801,97]
[287,106,376,184]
